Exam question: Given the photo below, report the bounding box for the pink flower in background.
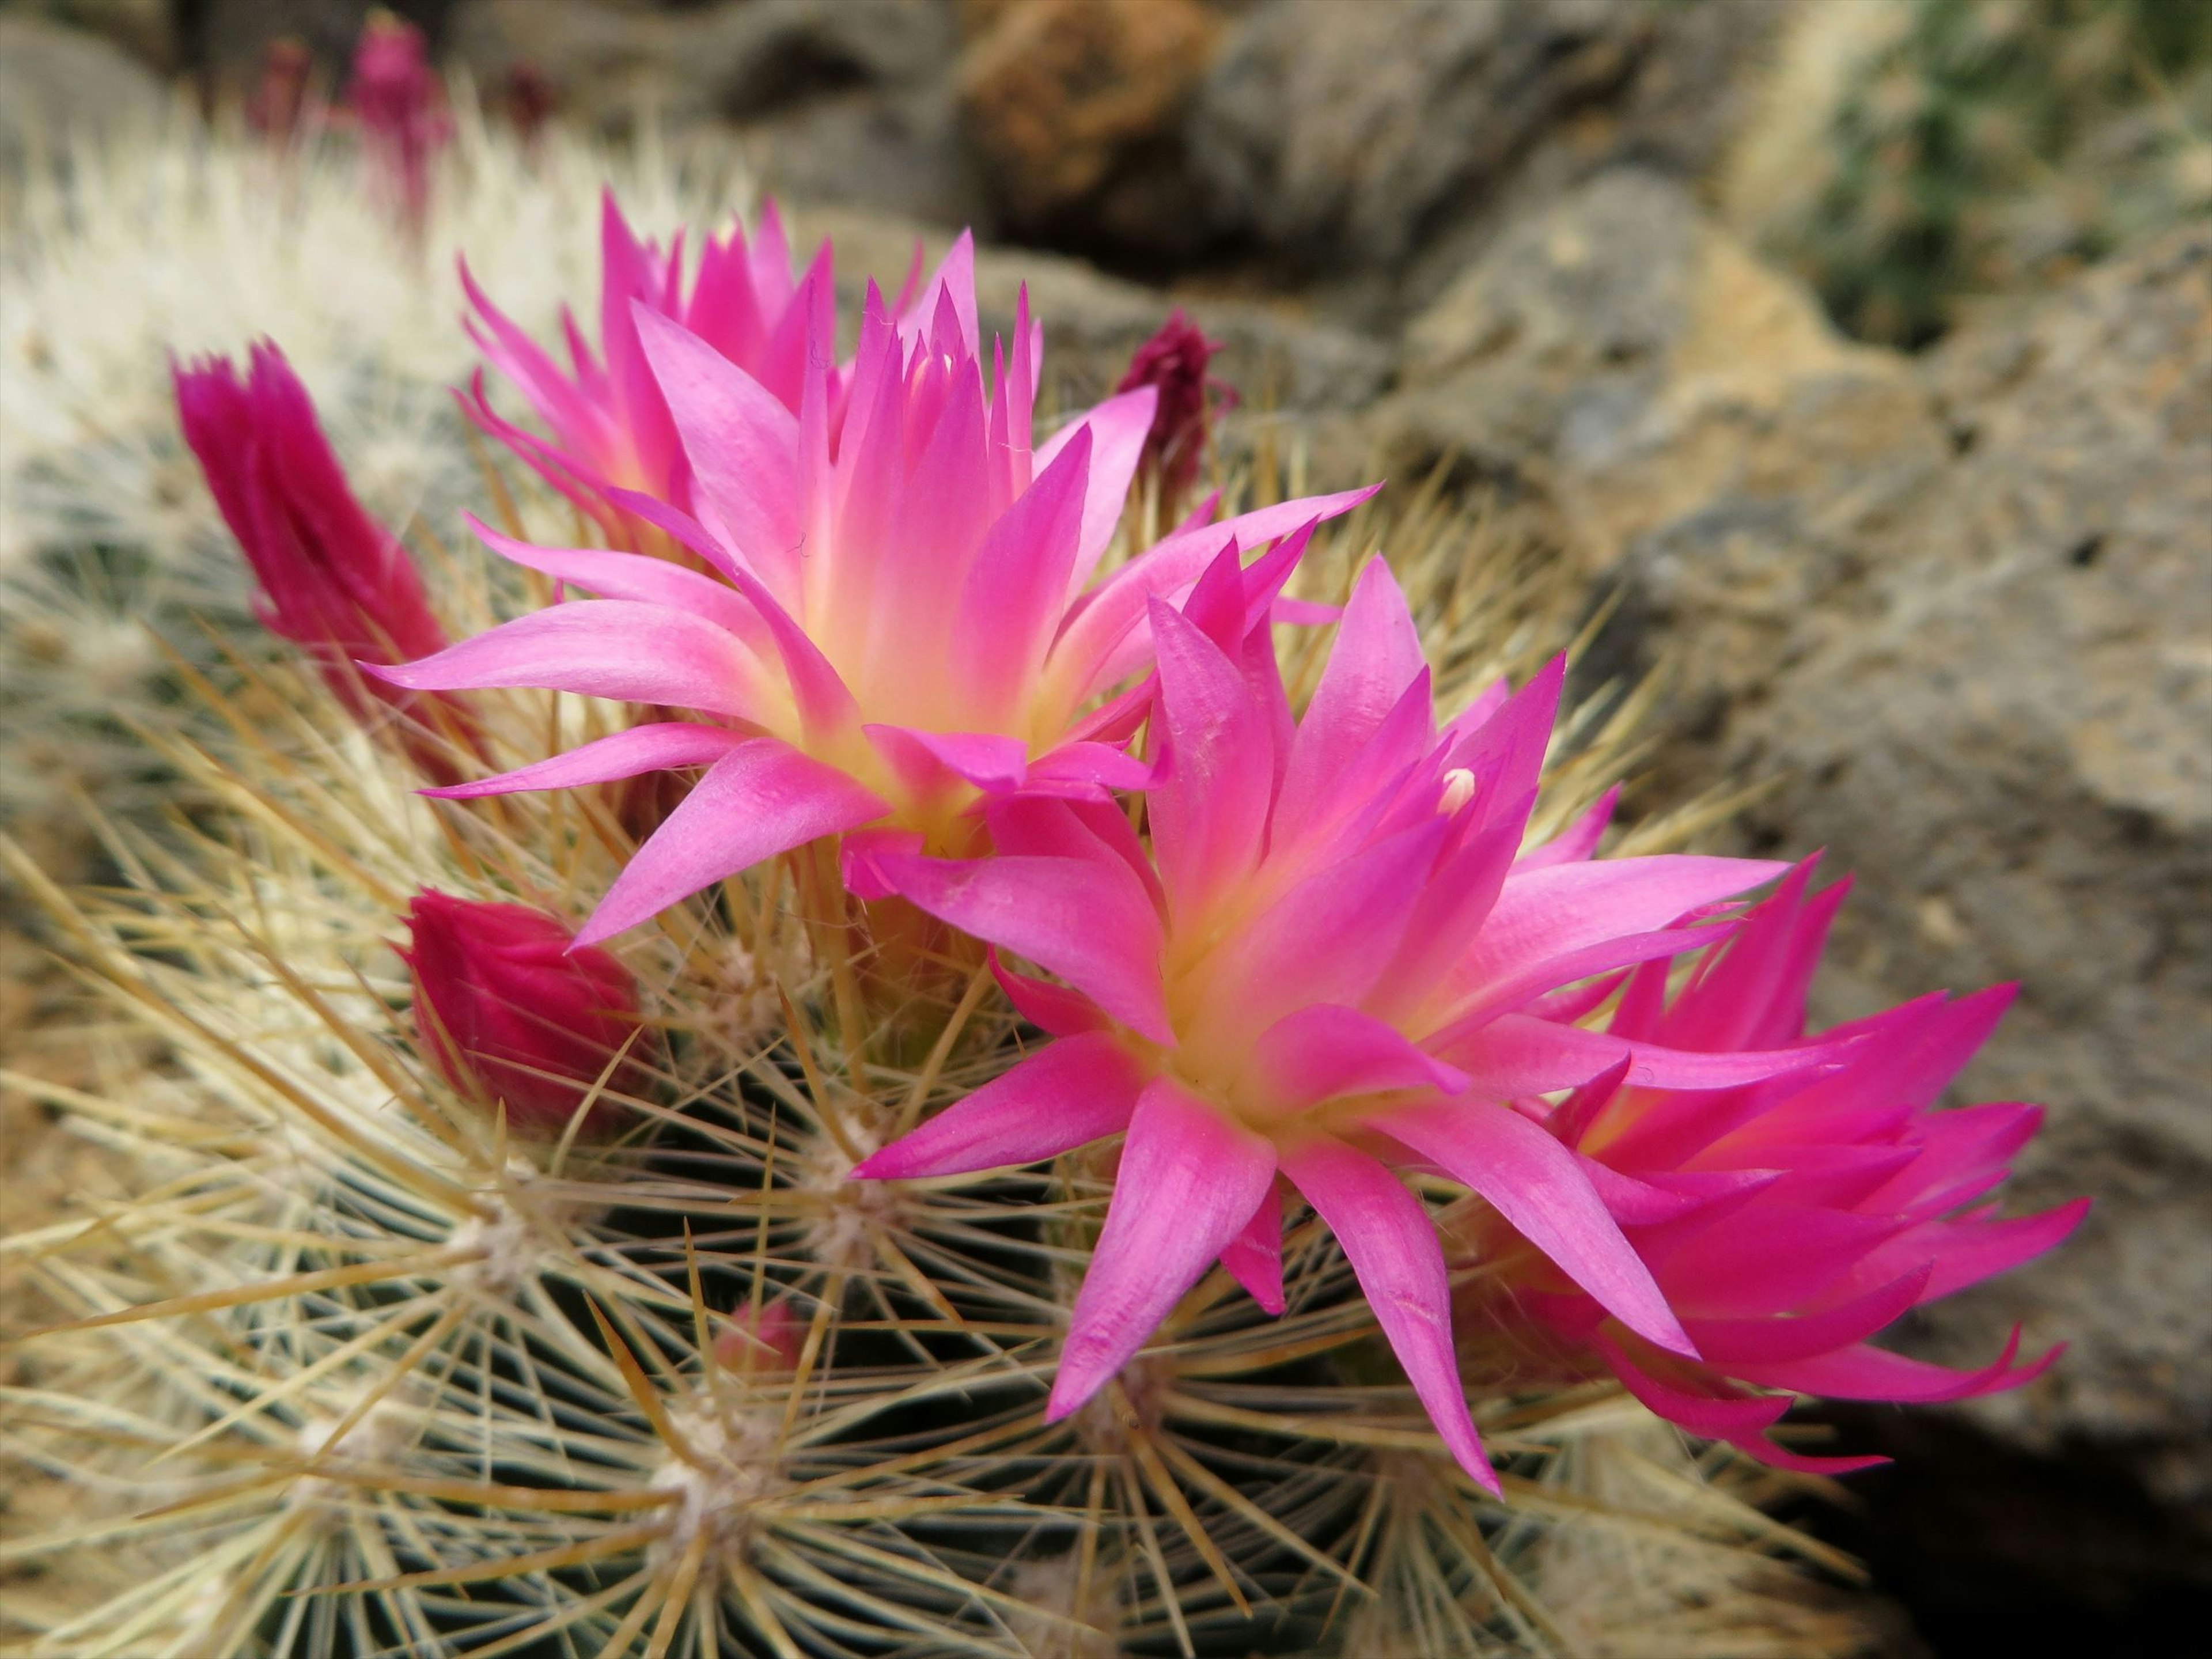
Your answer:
[378,250,1373,944]
[174,342,470,778]
[850,552,1830,1491]
[460,192,835,539]
[400,891,652,1136]
[346,11,450,241]
[1463,866,2088,1471]
[247,37,315,145]
[1116,309,1237,501]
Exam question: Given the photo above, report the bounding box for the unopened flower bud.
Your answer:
[399,891,650,1137]
[1115,309,1237,503]
[174,341,471,778]
[713,1300,804,1376]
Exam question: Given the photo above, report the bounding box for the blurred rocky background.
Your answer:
[3,0,2207,1651]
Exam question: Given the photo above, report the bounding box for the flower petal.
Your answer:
[422,722,743,800]
[368,600,771,721]
[1279,1136,1499,1494]
[1380,1099,1695,1358]
[577,739,887,944]
[852,1032,1147,1179]
[873,848,1172,1044]
[1248,1003,1468,1115]
[1219,1183,1285,1315]
[1047,1078,1276,1420]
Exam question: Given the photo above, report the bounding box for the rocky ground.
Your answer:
[4,1,2209,1651]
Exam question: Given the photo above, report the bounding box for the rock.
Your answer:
[1368,168,1927,531]
[1189,0,1783,319]
[1562,219,2211,1534]
[954,0,1222,262]
[451,0,983,225]
[795,203,1392,421]
[0,15,166,174]
[1730,229,2212,1520]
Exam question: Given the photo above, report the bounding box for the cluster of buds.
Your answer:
[173,185,2081,1497]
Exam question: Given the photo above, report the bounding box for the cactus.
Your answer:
[0,429,1880,1654]
[1735,0,2212,345]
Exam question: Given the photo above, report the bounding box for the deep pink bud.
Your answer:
[1115,309,1236,500]
[346,10,449,240]
[399,891,651,1137]
[712,1300,804,1376]
[173,342,468,775]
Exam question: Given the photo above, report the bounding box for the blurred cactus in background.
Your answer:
[1732,0,2212,344]
[0,77,744,859]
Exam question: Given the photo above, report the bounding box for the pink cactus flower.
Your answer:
[400,891,652,1137]
[848,552,1831,1493]
[346,11,450,242]
[460,192,836,540]
[174,342,470,779]
[1458,863,2088,1472]
[1115,308,1237,501]
[376,253,1374,946]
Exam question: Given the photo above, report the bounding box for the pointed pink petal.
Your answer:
[1249,1003,1468,1115]
[464,516,764,647]
[853,1033,1147,1179]
[1024,741,1154,794]
[991,950,1108,1036]
[1047,1078,1275,1421]
[1517,786,1620,869]
[1146,600,1274,916]
[577,740,887,944]
[1207,817,1452,1035]
[1033,385,1158,594]
[1220,1183,1285,1315]
[952,427,1093,724]
[1590,1333,1791,1440]
[1043,486,1380,710]
[1733,1328,2061,1403]
[1450,857,1790,1008]
[1277,559,1426,836]
[1380,1100,1695,1357]
[1685,1268,1934,1367]
[631,305,802,590]
[422,722,742,800]
[865,726,1031,792]
[1279,1137,1499,1494]
[367,601,770,721]
[872,849,1172,1044]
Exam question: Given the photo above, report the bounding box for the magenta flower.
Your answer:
[1461,865,2088,1472]
[346,12,450,241]
[849,552,1828,1491]
[400,890,651,1137]
[377,256,1373,945]
[175,342,469,778]
[1116,308,1236,501]
[460,192,836,540]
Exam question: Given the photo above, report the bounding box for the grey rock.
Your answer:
[1728,230,2212,1517]
[1563,222,2212,1522]
[0,14,165,175]
[1188,0,1782,319]
[450,0,982,225]
[797,203,1393,420]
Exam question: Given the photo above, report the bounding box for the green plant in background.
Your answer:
[1759,0,2212,345]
